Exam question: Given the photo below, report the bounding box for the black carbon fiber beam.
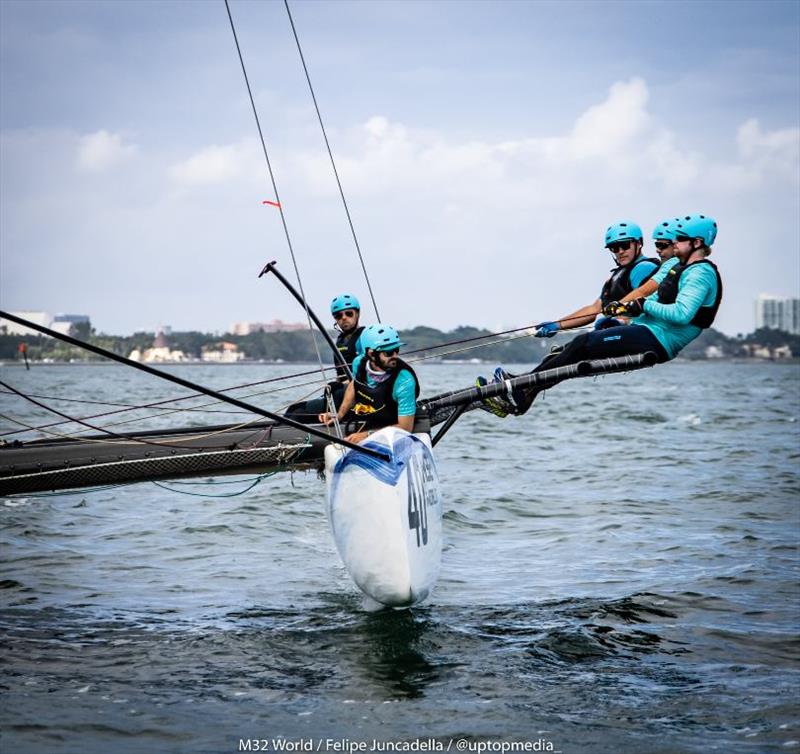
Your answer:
[420,352,657,415]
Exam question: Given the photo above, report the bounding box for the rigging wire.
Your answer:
[0,363,339,439]
[0,314,596,441]
[283,0,381,322]
[223,0,333,426]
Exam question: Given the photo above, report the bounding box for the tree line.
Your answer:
[0,325,798,363]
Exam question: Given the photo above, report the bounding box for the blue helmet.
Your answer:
[361,323,405,353]
[605,221,643,247]
[674,214,718,246]
[652,217,680,241]
[330,294,360,315]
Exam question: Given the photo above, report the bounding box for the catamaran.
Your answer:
[0,1,658,606]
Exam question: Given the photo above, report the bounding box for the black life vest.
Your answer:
[655,259,723,329]
[334,325,365,380]
[600,256,659,308]
[351,356,420,430]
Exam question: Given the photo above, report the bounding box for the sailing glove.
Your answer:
[534,321,560,338]
[603,300,645,317]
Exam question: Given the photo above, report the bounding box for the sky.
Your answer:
[1,0,798,337]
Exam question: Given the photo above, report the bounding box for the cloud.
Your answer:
[288,77,797,207]
[168,142,258,186]
[76,130,137,172]
[736,118,800,182]
[3,78,798,337]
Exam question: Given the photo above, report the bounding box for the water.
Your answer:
[1,361,799,753]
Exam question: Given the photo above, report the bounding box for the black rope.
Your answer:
[283,0,381,323]
[0,380,210,450]
[0,365,338,439]
[223,0,330,386]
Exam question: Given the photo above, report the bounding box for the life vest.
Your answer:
[655,259,723,329]
[352,357,420,430]
[600,256,659,308]
[334,325,365,380]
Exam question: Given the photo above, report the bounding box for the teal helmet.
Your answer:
[605,221,643,247]
[652,217,680,241]
[361,323,404,353]
[330,294,360,315]
[674,214,718,246]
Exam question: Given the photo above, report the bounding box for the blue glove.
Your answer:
[534,321,560,338]
[594,316,622,330]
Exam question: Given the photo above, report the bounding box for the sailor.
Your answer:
[481,214,722,417]
[319,323,420,444]
[533,221,660,338]
[594,217,681,329]
[284,294,365,423]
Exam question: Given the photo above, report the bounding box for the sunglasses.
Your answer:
[333,309,358,320]
[673,235,692,242]
[378,347,399,356]
[654,241,673,250]
[606,240,633,252]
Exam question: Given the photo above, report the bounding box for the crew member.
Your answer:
[320,323,419,444]
[594,217,681,328]
[284,294,365,423]
[533,220,660,338]
[481,214,722,417]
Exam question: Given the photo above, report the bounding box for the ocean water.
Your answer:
[1,360,799,754]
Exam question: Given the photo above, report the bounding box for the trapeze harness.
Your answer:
[600,255,659,309]
[351,357,420,430]
[655,259,723,328]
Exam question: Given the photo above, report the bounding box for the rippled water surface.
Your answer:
[1,361,799,753]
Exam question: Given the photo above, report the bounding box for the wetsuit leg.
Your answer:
[284,381,347,424]
[513,325,668,413]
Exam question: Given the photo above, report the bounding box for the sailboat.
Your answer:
[0,2,659,606]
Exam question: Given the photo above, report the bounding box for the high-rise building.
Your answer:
[754,295,800,335]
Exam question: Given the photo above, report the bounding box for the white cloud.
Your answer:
[168,142,256,186]
[3,79,798,337]
[736,118,800,182]
[76,130,137,173]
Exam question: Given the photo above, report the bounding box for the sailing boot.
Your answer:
[475,376,512,418]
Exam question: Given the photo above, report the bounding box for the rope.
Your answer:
[0,365,338,439]
[283,0,381,323]
[4,472,279,500]
[223,0,332,419]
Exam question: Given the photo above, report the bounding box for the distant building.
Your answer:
[201,342,244,363]
[230,319,306,335]
[754,294,800,335]
[129,328,187,363]
[51,314,90,336]
[1,311,52,336]
[0,311,90,337]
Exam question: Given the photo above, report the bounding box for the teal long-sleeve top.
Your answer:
[633,261,720,359]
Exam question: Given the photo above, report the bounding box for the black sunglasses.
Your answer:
[333,309,358,320]
[654,241,672,250]
[378,347,399,356]
[607,240,633,252]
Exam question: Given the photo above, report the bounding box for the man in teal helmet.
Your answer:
[478,220,659,415]
[284,293,365,423]
[320,323,420,444]
[481,214,722,418]
[531,220,659,338]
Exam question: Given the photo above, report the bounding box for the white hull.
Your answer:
[324,427,442,607]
